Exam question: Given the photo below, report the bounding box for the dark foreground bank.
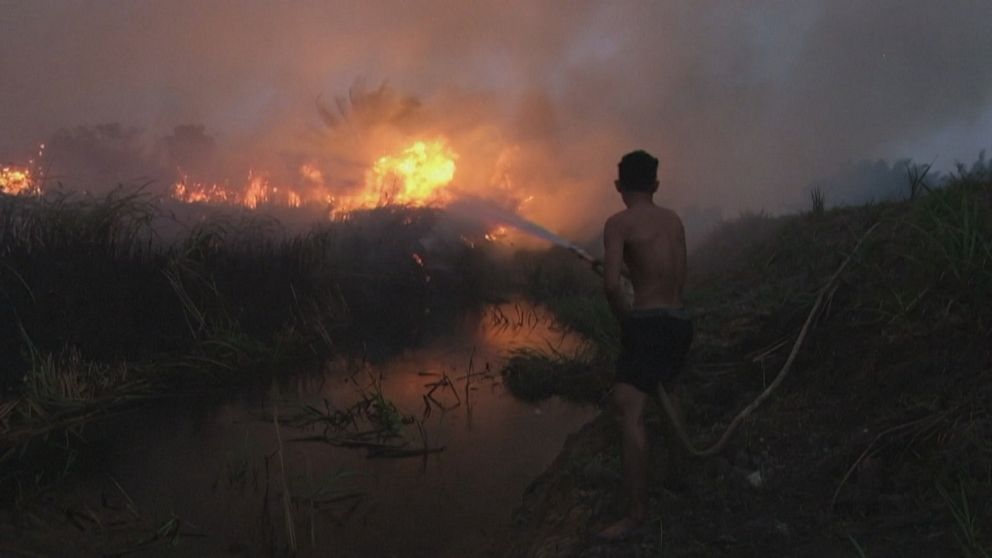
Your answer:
[497,168,992,557]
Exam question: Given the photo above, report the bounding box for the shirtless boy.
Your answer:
[597,149,693,540]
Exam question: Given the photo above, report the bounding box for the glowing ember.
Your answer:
[0,166,38,196]
[484,226,509,242]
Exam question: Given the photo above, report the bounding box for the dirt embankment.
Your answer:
[496,179,992,557]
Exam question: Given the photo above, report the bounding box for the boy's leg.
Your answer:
[597,382,648,539]
[658,380,689,485]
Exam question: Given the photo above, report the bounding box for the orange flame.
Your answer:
[0,166,38,196]
[363,140,456,207]
[171,174,234,204]
[1,144,45,196]
[242,171,270,209]
[171,170,306,208]
[169,139,457,217]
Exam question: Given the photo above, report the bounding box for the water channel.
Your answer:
[67,302,597,557]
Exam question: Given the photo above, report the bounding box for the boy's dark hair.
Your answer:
[617,150,659,192]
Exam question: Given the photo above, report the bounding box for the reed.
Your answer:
[809,185,826,217]
[0,187,501,479]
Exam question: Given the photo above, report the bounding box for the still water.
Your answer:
[79,302,597,557]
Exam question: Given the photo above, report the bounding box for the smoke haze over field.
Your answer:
[1,1,991,239]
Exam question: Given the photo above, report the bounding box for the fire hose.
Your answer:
[569,222,879,456]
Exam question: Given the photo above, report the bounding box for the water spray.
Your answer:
[447,195,605,274]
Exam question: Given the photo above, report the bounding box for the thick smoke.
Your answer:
[1,1,990,241]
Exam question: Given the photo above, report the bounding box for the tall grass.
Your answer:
[938,478,990,558]
[495,246,619,403]
[908,173,991,294]
[0,188,501,468]
[809,185,826,217]
[1,191,496,372]
[694,167,992,552]
[22,346,133,405]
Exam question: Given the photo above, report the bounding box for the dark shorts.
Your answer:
[616,308,694,394]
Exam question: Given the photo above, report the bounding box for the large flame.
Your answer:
[169,138,457,216]
[359,140,457,207]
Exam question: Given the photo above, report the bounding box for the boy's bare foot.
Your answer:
[594,516,643,541]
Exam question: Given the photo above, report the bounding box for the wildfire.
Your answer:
[169,139,457,217]
[1,144,45,196]
[362,140,456,207]
[171,170,305,208]
[0,166,36,195]
[242,172,271,209]
[171,175,234,204]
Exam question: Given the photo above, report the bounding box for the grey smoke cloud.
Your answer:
[1,0,990,237]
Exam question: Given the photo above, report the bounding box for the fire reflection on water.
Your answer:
[340,302,581,411]
[71,301,595,557]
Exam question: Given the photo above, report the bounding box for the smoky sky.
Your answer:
[1,0,990,236]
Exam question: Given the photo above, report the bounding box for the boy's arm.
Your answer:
[602,216,627,320]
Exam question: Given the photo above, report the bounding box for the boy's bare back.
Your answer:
[603,204,686,310]
[596,149,694,541]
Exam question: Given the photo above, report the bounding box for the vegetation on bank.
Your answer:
[499,246,617,403]
[0,190,501,483]
[498,161,991,556]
